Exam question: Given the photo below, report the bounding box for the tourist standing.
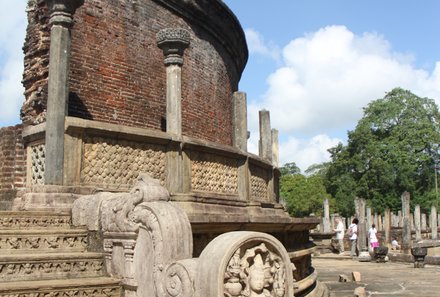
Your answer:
[348,218,359,258]
[368,223,379,250]
[334,218,345,254]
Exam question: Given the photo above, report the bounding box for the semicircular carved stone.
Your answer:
[195,231,294,297]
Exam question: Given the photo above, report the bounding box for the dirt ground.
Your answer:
[314,256,440,296]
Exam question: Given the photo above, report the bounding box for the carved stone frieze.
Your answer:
[191,152,239,194]
[81,137,166,190]
[0,258,104,282]
[0,234,87,251]
[249,164,269,202]
[30,144,45,185]
[0,287,121,297]
[0,215,71,229]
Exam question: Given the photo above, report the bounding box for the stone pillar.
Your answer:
[232,92,248,152]
[366,207,372,251]
[398,210,403,228]
[271,129,279,167]
[156,28,190,136]
[415,204,422,242]
[421,213,427,231]
[258,110,272,162]
[374,213,379,231]
[157,28,190,194]
[392,212,398,228]
[401,191,411,252]
[384,209,391,247]
[322,198,330,233]
[431,205,438,240]
[355,197,370,261]
[411,213,414,231]
[44,0,84,185]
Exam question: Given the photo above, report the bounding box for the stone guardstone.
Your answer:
[352,271,361,282]
[357,249,371,262]
[72,173,193,297]
[354,286,366,297]
[194,231,294,297]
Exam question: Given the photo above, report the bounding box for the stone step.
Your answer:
[0,229,88,254]
[0,211,71,230]
[0,252,105,282]
[0,277,122,296]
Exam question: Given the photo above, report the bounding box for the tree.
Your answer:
[280,173,334,217]
[326,88,440,213]
[280,162,301,175]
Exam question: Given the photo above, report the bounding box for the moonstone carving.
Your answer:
[195,232,294,297]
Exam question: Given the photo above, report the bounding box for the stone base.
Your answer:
[12,185,96,211]
[358,250,371,262]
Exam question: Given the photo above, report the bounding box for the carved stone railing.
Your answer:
[23,117,279,207]
[72,174,295,297]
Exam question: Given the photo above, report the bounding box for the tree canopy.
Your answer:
[326,88,440,214]
[280,173,333,217]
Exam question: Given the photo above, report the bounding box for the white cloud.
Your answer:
[245,28,281,62]
[279,135,342,171]
[246,25,440,171]
[0,2,26,126]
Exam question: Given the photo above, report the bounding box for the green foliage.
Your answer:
[280,173,334,217]
[326,88,440,213]
[280,162,301,175]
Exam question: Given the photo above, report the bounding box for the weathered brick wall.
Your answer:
[0,125,26,210]
[21,0,50,125]
[22,0,246,146]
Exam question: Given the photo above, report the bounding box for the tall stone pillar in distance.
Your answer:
[373,213,379,231]
[258,110,272,162]
[44,0,84,185]
[157,28,190,193]
[384,209,391,248]
[356,197,370,261]
[157,28,190,136]
[271,129,279,167]
[421,213,427,231]
[366,207,372,251]
[322,198,330,233]
[232,92,248,152]
[415,204,422,241]
[431,205,438,240]
[401,191,411,252]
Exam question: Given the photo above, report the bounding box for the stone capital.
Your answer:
[45,0,84,26]
[156,28,190,66]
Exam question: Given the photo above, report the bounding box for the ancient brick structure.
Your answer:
[0,1,327,296]
[22,0,246,145]
[0,125,26,210]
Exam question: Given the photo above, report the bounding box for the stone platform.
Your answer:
[314,257,440,296]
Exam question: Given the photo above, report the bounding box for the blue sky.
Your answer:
[1,1,440,171]
[223,0,440,170]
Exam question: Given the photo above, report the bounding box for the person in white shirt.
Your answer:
[334,218,345,254]
[348,218,359,258]
[368,224,379,250]
[391,238,400,250]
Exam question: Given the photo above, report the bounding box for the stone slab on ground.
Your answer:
[314,257,440,296]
